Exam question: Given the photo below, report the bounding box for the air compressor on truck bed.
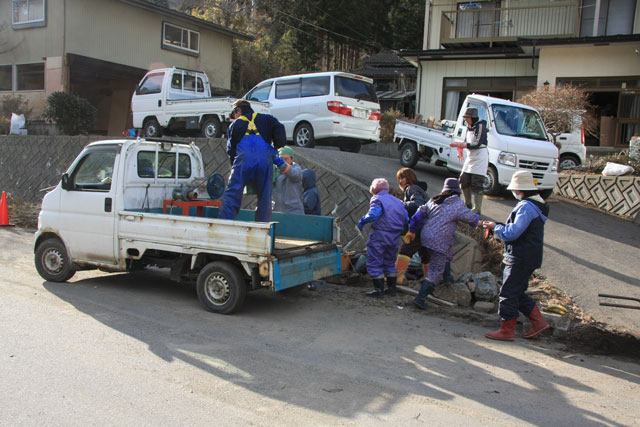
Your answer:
[34,138,342,314]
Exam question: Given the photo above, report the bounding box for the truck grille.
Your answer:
[519,160,549,171]
[532,172,544,180]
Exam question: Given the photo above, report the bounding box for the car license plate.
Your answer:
[352,108,367,118]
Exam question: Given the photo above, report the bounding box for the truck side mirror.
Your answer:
[61,173,71,190]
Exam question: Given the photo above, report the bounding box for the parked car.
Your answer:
[34,138,342,314]
[394,94,559,197]
[131,67,269,138]
[243,71,381,152]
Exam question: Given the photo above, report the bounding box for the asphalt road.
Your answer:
[297,147,640,333]
[1,228,639,426]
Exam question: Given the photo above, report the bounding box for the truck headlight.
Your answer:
[498,152,517,167]
[551,159,558,172]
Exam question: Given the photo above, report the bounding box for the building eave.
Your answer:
[118,0,254,41]
[399,46,526,62]
[518,34,640,47]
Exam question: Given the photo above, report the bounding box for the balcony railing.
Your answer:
[440,2,580,47]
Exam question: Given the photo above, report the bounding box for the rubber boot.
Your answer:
[485,319,517,341]
[461,187,473,209]
[366,277,385,298]
[472,192,484,215]
[442,261,454,285]
[523,305,550,339]
[384,275,397,296]
[395,255,411,285]
[413,279,435,310]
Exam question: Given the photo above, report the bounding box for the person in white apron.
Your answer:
[450,107,488,214]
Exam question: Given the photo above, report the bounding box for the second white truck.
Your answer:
[395,95,559,197]
[131,67,269,139]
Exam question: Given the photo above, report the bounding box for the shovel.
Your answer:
[598,294,640,310]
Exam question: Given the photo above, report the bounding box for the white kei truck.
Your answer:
[34,138,342,314]
[131,67,270,139]
[395,95,559,197]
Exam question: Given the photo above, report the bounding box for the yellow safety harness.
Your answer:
[238,112,260,136]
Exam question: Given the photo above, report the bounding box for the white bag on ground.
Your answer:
[9,113,26,135]
[602,162,634,176]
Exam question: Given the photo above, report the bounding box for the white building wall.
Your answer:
[418,58,537,119]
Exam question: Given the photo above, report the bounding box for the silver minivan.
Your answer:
[243,72,380,152]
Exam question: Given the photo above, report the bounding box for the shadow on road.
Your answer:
[544,243,640,288]
[40,271,634,425]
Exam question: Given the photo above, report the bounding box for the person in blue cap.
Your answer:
[219,100,286,222]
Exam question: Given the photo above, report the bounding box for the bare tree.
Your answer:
[520,84,598,147]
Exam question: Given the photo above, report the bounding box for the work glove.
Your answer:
[403,232,415,244]
[449,141,465,148]
[357,218,365,231]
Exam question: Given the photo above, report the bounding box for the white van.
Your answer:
[243,72,381,152]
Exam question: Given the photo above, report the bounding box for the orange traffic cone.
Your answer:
[0,191,15,228]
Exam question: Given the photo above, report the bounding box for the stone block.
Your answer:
[474,271,499,301]
[473,301,495,313]
[433,282,472,307]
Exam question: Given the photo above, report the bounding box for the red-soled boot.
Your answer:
[485,319,517,341]
[523,306,550,339]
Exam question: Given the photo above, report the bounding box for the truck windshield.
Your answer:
[335,76,378,103]
[492,105,548,141]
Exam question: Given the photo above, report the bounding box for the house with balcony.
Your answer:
[400,0,640,146]
[0,0,251,135]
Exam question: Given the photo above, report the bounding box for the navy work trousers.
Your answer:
[498,263,536,320]
[219,135,276,222]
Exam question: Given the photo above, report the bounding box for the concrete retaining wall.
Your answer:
[555,173,640,223]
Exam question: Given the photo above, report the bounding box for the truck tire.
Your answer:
[143,118,162,138]
[540,189,554,199]
[483,165,501,196]
[201,117,221,138]
[399,142,418,168]
[294,123,315,148]
[196,261,247,314]
[559,154,580,170]
[35,238,76,282]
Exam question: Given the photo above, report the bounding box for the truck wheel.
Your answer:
[201,117,221,138]
[400,142,418,168]
[196,261,247,314]
[294,123,315,148]
[483,165,501,196]
[35,238,76,282]
[559,154,580,170]
[540,189,554,199]
[143,118,162,138]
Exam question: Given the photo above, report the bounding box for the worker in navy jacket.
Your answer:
[483,171,550,341]
[219,100,286,222]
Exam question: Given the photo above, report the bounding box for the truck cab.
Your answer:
[451,95,559,196]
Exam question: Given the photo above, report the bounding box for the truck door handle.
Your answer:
[158,100,162,107]
[105,197,112,212]
[457,129,463,137]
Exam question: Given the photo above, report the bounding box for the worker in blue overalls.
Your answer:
[219,100,286,222]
